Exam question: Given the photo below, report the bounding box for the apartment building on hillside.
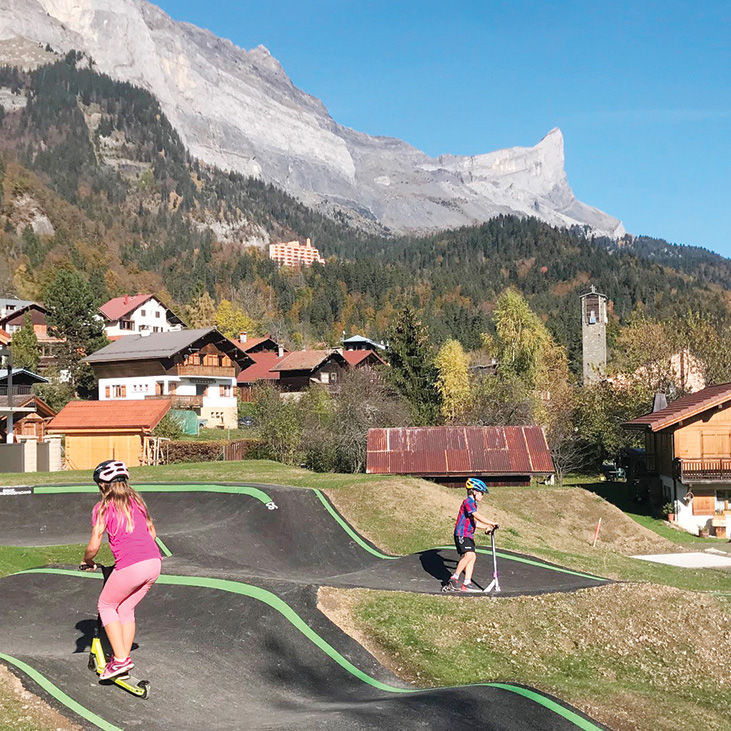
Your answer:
[269,238,325,267]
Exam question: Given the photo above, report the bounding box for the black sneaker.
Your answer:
[442,577,460,592]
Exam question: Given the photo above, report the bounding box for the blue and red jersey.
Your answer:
[454,495,478,538]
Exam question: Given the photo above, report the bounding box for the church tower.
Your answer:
[580,286,608,384]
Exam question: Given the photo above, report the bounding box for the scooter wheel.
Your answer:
[137,680,150,700]
[87,654,97,672]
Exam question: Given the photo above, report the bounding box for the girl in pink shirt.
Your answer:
[82,460,161,681]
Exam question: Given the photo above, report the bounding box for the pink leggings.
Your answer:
[98,558,161,627]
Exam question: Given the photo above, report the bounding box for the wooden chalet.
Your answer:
[623,383,731,537]
[270,350,348,393]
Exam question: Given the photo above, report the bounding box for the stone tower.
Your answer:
[580,286,608,384]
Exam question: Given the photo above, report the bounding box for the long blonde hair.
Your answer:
[95,480,155,536]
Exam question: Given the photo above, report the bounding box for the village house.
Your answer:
[623,383,731,537]
[270,350,348,394]
[366,426,555,487]
[0,301,64,369]
[342,335,385,352]
[84,327,252,430]
[99,294,186,338]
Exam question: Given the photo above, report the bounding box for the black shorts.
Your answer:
[454,535,476,555]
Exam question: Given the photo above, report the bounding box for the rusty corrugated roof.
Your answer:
[366,426,554,476]
[48,399,171,432]
[622,383,731,432]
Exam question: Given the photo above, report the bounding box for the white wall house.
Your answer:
[99,295,185,338]
[85,329,251,430]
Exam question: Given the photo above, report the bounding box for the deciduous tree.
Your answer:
[11,312,40,371]
[435,339,471,423]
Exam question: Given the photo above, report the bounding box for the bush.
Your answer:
[165,439,261,464]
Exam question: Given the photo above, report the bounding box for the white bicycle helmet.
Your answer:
[93,460,130,484]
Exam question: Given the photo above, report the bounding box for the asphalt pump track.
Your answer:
[0,482,613,731]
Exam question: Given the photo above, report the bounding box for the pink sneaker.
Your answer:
[99,656,134,681]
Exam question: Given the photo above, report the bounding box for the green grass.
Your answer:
[567,474,709,546]
[342,585,731,731]
[0,543,114,579]
[0,459,382,489]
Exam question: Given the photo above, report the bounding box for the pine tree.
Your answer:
[385,305,441,425]
[11,312,40,371]
[435,339,471,423]
[44,269,107,399]
[186,292,216,328]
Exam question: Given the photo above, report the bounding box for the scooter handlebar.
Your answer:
[485,524,500,535]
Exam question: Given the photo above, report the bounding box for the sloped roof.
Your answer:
[270,350,346,373]
[343,335,385,350]
[84,328,250,367]
[0,302,47,326]
[99,295,185,325]
[0,329,10,345]
[0,369,48,384]
[342,349,387,367]
[48,399,171,432]
[622,383,731,432]
[235,336,286,353]
[237,352,284,383]
[366,426,554,476]
[99,294,154,321]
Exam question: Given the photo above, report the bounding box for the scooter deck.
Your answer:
[89,640,150,699]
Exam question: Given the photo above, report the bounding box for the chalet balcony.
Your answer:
[674,458,731,483]
[0,386,34,397]
[145,394,203,409]
[175,364,235,378]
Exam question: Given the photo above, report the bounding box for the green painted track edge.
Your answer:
[13,568,605,731]
[312,489,399,560]
[33,483,274,504]
[0,650,124,731]
[155,536,173,557]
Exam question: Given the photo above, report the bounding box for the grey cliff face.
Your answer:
[0,0,625,240]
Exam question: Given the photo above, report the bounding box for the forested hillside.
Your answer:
[1,53,729,371]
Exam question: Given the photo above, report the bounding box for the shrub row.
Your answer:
[166,439,263,464]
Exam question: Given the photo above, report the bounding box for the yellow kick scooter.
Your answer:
[80,564,151,699]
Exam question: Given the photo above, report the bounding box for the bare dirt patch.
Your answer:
[0,664,82,731]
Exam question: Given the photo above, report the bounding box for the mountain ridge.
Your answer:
[0,0,625,240]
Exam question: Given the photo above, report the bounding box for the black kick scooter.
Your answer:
[79,563,151,699]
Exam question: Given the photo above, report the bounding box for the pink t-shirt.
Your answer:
[92,500,161,570]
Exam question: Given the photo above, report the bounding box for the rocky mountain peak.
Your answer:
[0,0,625,239]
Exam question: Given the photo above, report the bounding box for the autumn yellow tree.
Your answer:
[435,339,471,423]
[215,299,259,339]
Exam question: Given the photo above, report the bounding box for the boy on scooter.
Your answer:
[444,478,496,593]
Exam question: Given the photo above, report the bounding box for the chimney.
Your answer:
[124,294,129,305]
[239,332,247,344]
[306,237,312,247]
[652,393,668,412]
[278,344,285,358]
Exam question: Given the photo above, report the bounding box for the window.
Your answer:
[112,385,126,398]
[716,490,731,512]
[320,372,330,384]
[155,311,161,318]
[105,385,110,399]
[140,309,146,317]
[120,320,133,330]
[221,385,232,398]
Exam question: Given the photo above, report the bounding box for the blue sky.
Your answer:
[155,0,730,256]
